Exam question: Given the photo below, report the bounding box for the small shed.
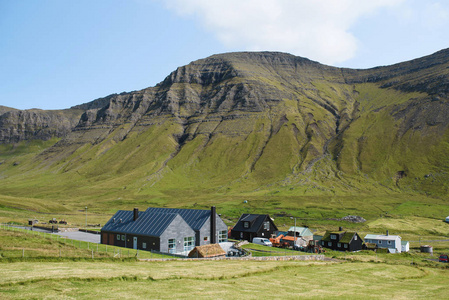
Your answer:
[445,216,449,223]
[188,244,226,258]
[401,241,409,253]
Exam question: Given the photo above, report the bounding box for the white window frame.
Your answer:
[117,234,120,240]
[168,239,176,254]
[121,235,125,241]
[337,243,341,248]
[344,244,348,249]
[244,222,249,229]
[142,242,147,249]
[219,230,227,243]
[328,242,332,247]
[331,234,337,240]
[183,236,195,252]
[264,221,270,231]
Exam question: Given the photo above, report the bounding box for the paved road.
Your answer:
[54,231,100,243]
[7,225,101,243]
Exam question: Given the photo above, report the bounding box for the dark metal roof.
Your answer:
[145,207,210,231]
[101,210,180,237]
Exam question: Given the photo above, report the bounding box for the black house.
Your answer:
[230,214,278,241]
[321,229,363,252]
[101,206,228,254]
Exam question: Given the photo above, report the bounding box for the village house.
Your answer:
[286,226,314,247]
[364,231,404,253]
[321,228,363,252]
[230,214,278,242]
[101,206,228,254]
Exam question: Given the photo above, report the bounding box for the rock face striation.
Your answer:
[0,108,82,143]
[2,49,449,195]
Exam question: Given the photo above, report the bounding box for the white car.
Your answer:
[252,237,272,246]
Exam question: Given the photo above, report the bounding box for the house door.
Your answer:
[108,234,114,245]
[133,237,138,249]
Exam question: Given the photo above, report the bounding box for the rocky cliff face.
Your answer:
[2,49,449,195]
[0,109,82,143]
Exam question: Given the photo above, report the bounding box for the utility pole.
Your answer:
[294,218,297,247]
[85,206,87,228]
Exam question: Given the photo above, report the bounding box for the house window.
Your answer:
[219,230,227,243]
[338,243,341,248]
[121,235,125,241]
[328,242,332,247]
[331,234,337,240]
[117,234,120,240]
[142,243,147,249]
[168,239,176,254]
[244,222,249,229]
[387,240,392,245]
[264,221,270,231]
[354,235,357,240]
[183,236,195,252]
[379,240,382,244]
[344,244,348,249]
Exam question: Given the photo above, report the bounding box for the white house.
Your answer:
[364,232,403,253]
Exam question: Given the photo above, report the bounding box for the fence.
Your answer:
[0,224,169,260]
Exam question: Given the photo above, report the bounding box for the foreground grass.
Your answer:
[0,260,448,299]
[0,228,171,260]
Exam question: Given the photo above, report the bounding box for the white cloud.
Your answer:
[422,2,449,29]
[160,0,405,65]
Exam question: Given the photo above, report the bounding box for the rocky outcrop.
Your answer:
[0,109,82,143]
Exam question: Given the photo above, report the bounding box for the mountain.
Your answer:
[1,49,449,211]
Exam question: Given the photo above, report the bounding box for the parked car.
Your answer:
[439,254,448,262]
[252,237,272,247]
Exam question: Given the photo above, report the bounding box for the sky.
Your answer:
[1,0,448,110]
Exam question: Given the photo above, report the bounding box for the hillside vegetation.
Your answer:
[0,50,449,227]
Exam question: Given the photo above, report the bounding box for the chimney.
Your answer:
[386,230,389,236]
[210,206,217,244]
[133,208,139,221]
[339,226,343,231]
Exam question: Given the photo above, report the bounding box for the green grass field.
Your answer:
[1,225,449,299]
[1,260,448,299]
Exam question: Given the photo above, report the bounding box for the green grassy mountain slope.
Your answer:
[1,49,449,225]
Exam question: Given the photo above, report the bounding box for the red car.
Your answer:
[439,254,449,262]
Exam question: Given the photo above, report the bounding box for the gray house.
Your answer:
[101,206,228,254]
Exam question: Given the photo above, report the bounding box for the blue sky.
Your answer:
[1,0,448,110]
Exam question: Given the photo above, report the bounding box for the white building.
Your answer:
[364,232,404,253]
[401,241,409,252]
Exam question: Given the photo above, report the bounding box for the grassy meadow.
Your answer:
[1,224,449,299]
[1,259,449,299]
